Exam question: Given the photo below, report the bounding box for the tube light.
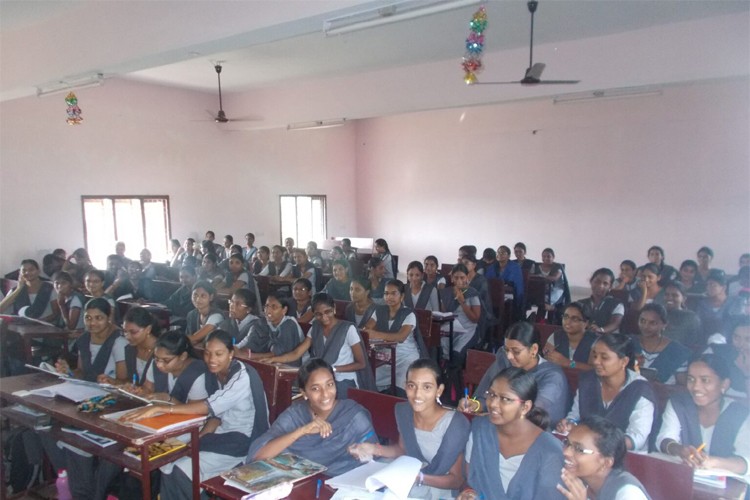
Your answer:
[324,0,481,36]
[287,119,347,131]
[36,73,104,98]
[552,87,662,104]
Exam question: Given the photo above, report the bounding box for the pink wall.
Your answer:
[353,79,750,286]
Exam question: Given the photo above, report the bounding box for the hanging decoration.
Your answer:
[65,92,83,125]
[462,6,487,85]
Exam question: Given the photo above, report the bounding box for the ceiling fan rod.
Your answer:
[528,0,537,69]
[215,64,224,112]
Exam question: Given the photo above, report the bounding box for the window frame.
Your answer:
[278,194,328,246]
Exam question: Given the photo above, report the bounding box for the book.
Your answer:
[26,380,110,403]
[102,408,206,434]
[61,427,117,447]
[123,438,187,461]
[326,455,422,499]
[115,387,175,405]
[5,404,51,427]
[221,453,327,495]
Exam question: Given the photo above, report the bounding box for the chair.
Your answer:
[413,308,437,351]
[608,289,629,305]
[623,452,693,500]
[620,308,641,335]
[348,388,405,444]
[440,263,454,278]
[487,278,507,345]
[255,275,271,305]
[334,299,349,320]
[561,366,581,394]
[526,275,547,314]
[533,323,558,349]
[463,349,495,392]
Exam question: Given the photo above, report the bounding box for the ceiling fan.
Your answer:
[472,1,580,86]
[206,63,257,123]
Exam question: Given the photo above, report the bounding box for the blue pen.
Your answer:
[315,479,322,499]
[132,373,137,385]
[359,430,375,443]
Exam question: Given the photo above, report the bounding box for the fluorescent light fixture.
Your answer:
[324,0,481,36]
[287,119,347,131]
[36,73,104,97]
[553,87,662,104]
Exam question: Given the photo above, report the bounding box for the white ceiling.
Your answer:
[1,0,748,123]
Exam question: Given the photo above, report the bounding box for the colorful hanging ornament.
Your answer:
[462,6,487,85]
[65,92,83,125]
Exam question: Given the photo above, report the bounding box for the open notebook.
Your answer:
[326,456,422,500]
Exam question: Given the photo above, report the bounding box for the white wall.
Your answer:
[0,79,357,271]
[353,79,750,286]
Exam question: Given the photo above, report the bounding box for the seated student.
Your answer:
[283,237,295,262]
[107,261,153,301]
[289,278,314,324]
[423,255,446,290]
[114,242,132,268]
[42,252,66,279]
[513,242,536,272]
[341,238,357,261]
[349,359,470,498]
[84,269,117,321]
[373,238,396,280]
[657,354,750,480]
[612,259,638,294]
[345,277,376,328]
[251,245,270,274]
[141,330,209,404]
[543,303,597,371]
[123,330,267,500]
[403,261,439,311]
[663,281,703,350]
[220,289,259,345]
[696,246,716,283]
[139,249,157,280]
[288,248,318,293]
[368,256,388,305]
[633,304,690,384]
[485,245,525,308]
[362,280,426,394]
[327,246,348,272]
[216,254,250,294]
[631,263,665,311]
[0,259,58,321]
[177,238,201,267]
[199,253,225,288]
[52,271,86,330]
[247,359,377,475]
[261,245,293,277]
[306,241,324,268]
[457,367,564,500]
[243,233,258,263]
[557,334,656,451]
[237,292,305,366]
[164,265,197,319]
[100,306,160,386]
[103,254,125,289]
[265,293,375,394]
[219,244,245,273]
[531,248,566,313]
[463,322,569,427]
[578,268,624,334]
[63,248,94,288]
[647,245,678,285]
[728,265,750,297]
[323,259,352,301]
[705,316,750,399]
[169,238,184,268]
[697,270,740,342]
[558,415,651,500]
[678,259,705,294]
[480,247,497,275]
[440,264,482,359]
[461,255,491,318]
[185,281,224,345]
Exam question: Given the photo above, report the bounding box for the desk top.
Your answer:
[203,472,334,500]
[2,319,67,335]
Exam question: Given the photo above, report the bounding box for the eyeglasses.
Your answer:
[314,309,335,319]
[154,356,177,365]
[264,304,283,310]
[228,300,248,308]
[562,438,596,455]
[484,391,521,405]
[562,314,585,323]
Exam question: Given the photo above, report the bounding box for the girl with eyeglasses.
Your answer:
[457,367,564,500]
[289,277,314,323]
[99,306,160,387]
[558,415,650,500]
[543,302,596,371]
[264,293,374,395]
[140,330,209,404]
[237,292,305,366]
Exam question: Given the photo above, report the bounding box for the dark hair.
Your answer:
[369,256,383,269]
[123,306,161,338]
[640,303,667,324]
[233,289,257,313]
[224,235,234,243]
[514,242,527,252]
[375,238,390,253]
[53,249,66,258]
[107,254,123,265]
[491,367,549,430]
[342,238,351,246]
[272,244,284,254]
[228,255,244,268]
[312,292,335,310]
[663,280,686,296]
[202,253,218,265]
[298,358,335,389]
[406,358,443,386]
[680,259,698,272]
[205,329,233,351]
[85,269,106,282]
[590,267,615,283]
[459,245,477,259]
[84,297,112,316]
[171,238,181,248]
[180,265,197,276]
[246,232,255,240]
[542,248,555,257]
[639,263,660,276]
[498,245,511,255]
[407,261,424,273]
[740,253,750,264]
[578,415,627,469]
[689,353,732,382]
[620,259,636,271]
[258,245,270,255]
[128,261,143,271]
[293,278,313,292]
[186,237,196,244]
[20,258,40,270]
[647,245,665,259]
[451,263,469,276]
[564,302,589,321]
[230,245,243,255]
[155,330,195,358]
[424,255,439,267]
[265,291,289,311]
[706,269,727,286]
[72,248,89,260]
[385,279,405,295]
[461,254,477,264]
[331,259,350,275]
[350,276,371,292]
[192,280,216,296]
[505,321,540,348]
[482,248,496,260]
[206,230,216,238]
[594,333,636,370]
[52,271,74,283]
[697,246,714,258]
[201,241,216,255]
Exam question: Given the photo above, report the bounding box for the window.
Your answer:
[280,195,327,247]
[82,196,171,268]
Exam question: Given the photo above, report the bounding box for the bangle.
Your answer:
[569,360,576,368]
[170,406,173,414]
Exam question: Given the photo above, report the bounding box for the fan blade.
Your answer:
[537,79,581,84]
[470,81,522,85]
[526,63,545,80]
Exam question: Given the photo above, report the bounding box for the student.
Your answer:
[480,247,497,274]
[403,261,439,311]
[63,248,94,288]
[633,304,690,384]
[243,233,258,262]
[199,253,224,288]
[289,278,314,323]
[646,245,678,285]
[373,238,396,279]
[465,321,569,427]
[322,259,352,301]
[102,306,160,386]
[577,268,624,334]
[139,248,157,280]
[305,241,324,268]
[458,367,564,500]
[485,245,525,308]
[42,252,66,279]
[612,259,638,294]
[283,237,295,262]
[656,354,750,480]
[341,238,357,261]
[163,265,197,319]
[141,330,209,404]
[531,248,566,313]
[662,281,703,349]
[106,261,151,301]
[368,256,388,305]
[631,263,665,311]
[52,271,86,330]
[440,264,481,359]
[220,289,259,345]
[423,255,446,290]
[237,292,305,366]
[251,245,270,274]
[513,242,536,272]
[169,238,184,268]
[0,259,57,321]
[557,334,656,451]
[123,330,267,500]
[262,245,293,278]
[705,316,750,399]
[84,269,116,322]
[460,255,492,327]
[543,303,597,371]
[217,235,233,261]
[345,277,376,328]
[217,254,250,294]
[289,248,318,293]
[696,246,716,283]
[185,281,224,345]
[265,293,374,394]
[114,242,132,268]
[558,416,651,500]
[678,259,705,294]
[178,238,200,266]
[246,358,377,476]
[697,270,739,342]
[362,279,425,394]
[349,359,470,498]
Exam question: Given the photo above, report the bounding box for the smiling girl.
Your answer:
[186,281,224,345]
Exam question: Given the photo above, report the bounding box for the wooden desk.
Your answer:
[360,330,398,395]
[232,353,298,423]
[430,313,456,362]
[203,472,334,500]
[0,373,201,499]
[1,317,70,364]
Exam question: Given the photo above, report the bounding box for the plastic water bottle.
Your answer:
[56,469,72,500]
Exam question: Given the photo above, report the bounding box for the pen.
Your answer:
[695,443,706,453]
[132,374,137,385]
[315,478,322,499]
[359,430,375,443]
